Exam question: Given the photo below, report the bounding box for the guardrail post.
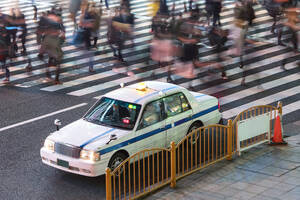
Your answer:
[170,141,176,188]
[106,168,112,200]
[227,120,233,161]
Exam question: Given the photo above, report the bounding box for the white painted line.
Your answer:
[222,85,300,119]
[283,101,300,115]
[0,103,88,132]
[200,51,298,96]
[219,63,300,105]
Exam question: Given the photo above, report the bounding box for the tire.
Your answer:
[108,152,128,174]
[187,122,203,145]
[218,118,226,125]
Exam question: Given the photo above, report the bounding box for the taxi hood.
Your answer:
[48,119,130,150]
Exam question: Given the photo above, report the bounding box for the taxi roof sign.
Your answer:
[136,82,147,91]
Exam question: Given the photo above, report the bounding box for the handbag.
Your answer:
[71,28,85,46]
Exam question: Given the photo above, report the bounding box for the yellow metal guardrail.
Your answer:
[232,102,282,151]
[106,103,282,200]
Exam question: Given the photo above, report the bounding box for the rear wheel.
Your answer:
[218,118,226,125]
[187,122,203,144]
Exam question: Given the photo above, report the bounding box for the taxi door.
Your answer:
[164,93,193,146]
[134,99,167,151]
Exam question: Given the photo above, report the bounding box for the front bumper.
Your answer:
[40,147,106,177]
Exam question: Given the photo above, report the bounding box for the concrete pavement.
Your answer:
[145,125,300,200]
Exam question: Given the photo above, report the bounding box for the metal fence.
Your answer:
[232,102,281,154]
[106,102,282,200]
[106,148,172,200]
[175,122,233,180]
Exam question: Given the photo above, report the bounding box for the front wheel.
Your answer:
[108,152,128,175]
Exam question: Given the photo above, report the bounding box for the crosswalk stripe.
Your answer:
[223,85,300,119]
[1,0,299,122]
[219,62,300,105]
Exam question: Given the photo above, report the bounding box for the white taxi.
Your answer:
[40,81,222,177]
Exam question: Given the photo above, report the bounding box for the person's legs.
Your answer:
[33,5,37,20]
[2,59,10,82]
[105,0,109,9]
[93,37,98,47]
[117,41,124,62]
[21,34,27,54]
[46,57,52,79]
[271,15,277,33]
[55,63,62,84]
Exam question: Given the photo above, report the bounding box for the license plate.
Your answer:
[57,159,69,168]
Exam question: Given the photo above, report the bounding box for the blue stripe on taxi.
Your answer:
[99,105,218,155]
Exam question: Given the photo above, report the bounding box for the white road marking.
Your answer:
[0,103,88,132]
[222,86,300,119]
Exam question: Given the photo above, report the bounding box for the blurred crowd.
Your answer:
[0,0,299,88]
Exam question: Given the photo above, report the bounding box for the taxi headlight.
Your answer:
[80,150,100,161]
[44,139,55,152]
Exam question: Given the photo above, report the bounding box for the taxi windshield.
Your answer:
[84,97,141,130]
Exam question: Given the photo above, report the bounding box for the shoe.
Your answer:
[280,65,287,71]
[38,54,44,60]
[167,77,174,83]
[239,63,244,69]
[188,86,195,91]
[45,77,53,82]
[2,78,9,83]
[221,72,228,80]
[241,78,246,86]
[222,75,228,80]
[278,41,286,46]
[54,80,63,85]
[89,68,95,73]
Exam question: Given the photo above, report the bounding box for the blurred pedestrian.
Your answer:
[108,8,132,63]
[280,8,300,69]
[150,29,174,79]
[212,0,222,26]
[265,0,283,33]
[41,9,65,84]
[69,0,82,29]
[33,5,38,20]
[229,0,249,85]
[88,2,102,48]
[14,9,27,55]
[78,2,96,72]
[206,0,214,26]
[100,0,109,10]
[0,24,10,83]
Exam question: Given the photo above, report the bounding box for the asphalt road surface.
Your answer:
[1,0,300,200]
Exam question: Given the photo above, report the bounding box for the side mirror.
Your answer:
[54,119,61,131]
[110,134,117,141]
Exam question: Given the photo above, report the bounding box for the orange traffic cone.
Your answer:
[270,115,287,145]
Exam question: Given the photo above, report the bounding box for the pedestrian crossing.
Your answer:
[1,0,300,123]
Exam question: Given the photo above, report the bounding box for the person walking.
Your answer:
[0,24,10,83]
[69,0,82,29]
[212,0,222,26]
[280,8,300,69]
[229,0,249,85]
[78,2,96,72]
[41,9,65,84]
